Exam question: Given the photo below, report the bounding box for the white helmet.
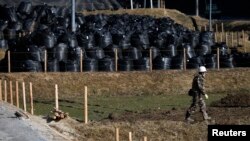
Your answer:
[198,66,207,73]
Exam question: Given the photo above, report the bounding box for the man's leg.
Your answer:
[199,98,211,120]
[185,96,198,121]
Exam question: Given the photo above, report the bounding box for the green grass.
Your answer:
[29,93,226,121]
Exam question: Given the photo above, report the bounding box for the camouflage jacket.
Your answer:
[191,74,205,95]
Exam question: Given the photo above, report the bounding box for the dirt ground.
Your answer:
[45,93,250,141]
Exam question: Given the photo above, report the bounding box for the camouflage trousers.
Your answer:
[185,94,209,120]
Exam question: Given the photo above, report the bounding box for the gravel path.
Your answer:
[0,102,69,141]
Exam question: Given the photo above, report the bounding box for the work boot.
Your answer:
[186,117,194,122]
[204,116,211,120]
[203,112,211,120]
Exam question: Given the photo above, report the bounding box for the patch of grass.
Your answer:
[32,93,226,121]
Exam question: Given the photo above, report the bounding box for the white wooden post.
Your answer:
[22,82,27,112]
[84,86,88,124]
[10,81,13,105]
[115,128,119,141]
[150,0,153,9]
[129,132,132,141]
[55,84,59,110]
[16,81,19,108]
[4,80,7,102]
[30,82,33,115]
[130,0,133,9]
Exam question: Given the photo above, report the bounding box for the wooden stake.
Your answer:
[115,48,118,72]
[0,79,2,101]
[8,51,10,73]
[55,84,58,111]
[149,48,152,72]
[242,30,246,53]
[144,136,147,141]
[215,24,218,33]
[115,128,119,141]
[221,23,224,33]
[204,25,207,31]
[225,32,228,46]
[22,82,26,112]
[231,32,234,47]
[217,48,220,70]
[214,32,217,43]
[84,86,88,124]
[30,82,33,115]
[220,32,223,43]
[16,81,19,108]
[129,132,132,141]
[237,32,239,46]
[44,50,47,73]
[183,48,186,71]
[10,81,13,105]
[4,80,7,102]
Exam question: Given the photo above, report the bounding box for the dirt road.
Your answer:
[0,102,69,141]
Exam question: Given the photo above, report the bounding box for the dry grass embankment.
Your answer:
[0,68,249,100]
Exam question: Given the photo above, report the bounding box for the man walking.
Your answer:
[185,66,211,122]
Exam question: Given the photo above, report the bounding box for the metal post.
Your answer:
[44,50,47,73]
[80,49,83,72]
[149,48,152,72]
[196,0,199,16]
[217,48,220,70]
[209,0,212,31]
[158,0,160,8]
[115,48,118,72]
[150,0,153,9]
[8,51,10,73]
[144,0,146,8]
[71,0,76,32]
[183,48,186,71]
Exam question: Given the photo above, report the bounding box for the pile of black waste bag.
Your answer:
[0,1,249,72]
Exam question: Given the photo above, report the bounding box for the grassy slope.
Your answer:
[0,69,249,121]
